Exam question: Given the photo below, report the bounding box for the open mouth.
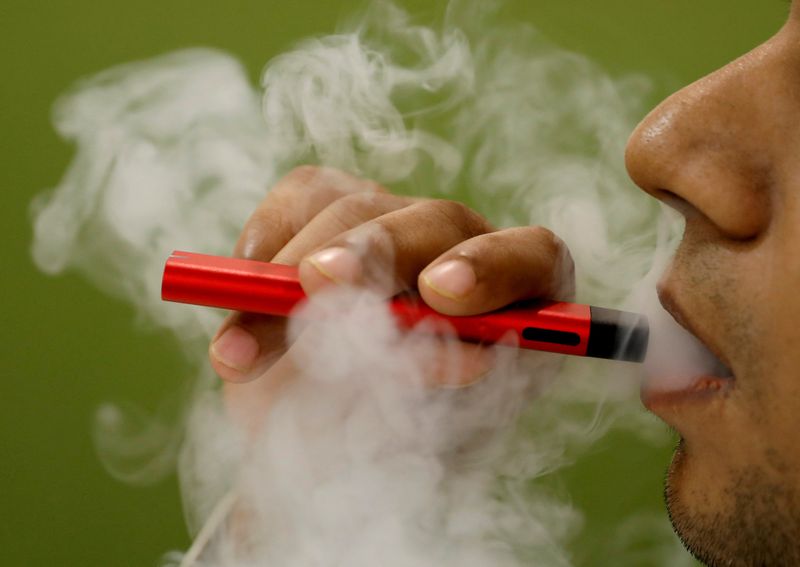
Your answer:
[640,287,735,408]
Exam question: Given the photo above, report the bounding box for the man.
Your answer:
[209,4,800,565]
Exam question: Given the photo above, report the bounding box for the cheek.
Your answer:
[754,210,800,432]
[711,226,800,469]
[753,191,800,353]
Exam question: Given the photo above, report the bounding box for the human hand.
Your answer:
[208,166,575,429]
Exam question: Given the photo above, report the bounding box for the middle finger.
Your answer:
[298,199,494,296]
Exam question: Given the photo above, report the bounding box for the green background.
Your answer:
[1,1,788,565]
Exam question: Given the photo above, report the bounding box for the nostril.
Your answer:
[653,191,703,220]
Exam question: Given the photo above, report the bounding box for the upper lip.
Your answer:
[656,283,735,379]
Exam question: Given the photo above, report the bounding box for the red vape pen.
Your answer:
[161,251,648,362]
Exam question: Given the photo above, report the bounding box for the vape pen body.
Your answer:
[162,251,648,362]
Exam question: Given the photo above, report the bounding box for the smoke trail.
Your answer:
[31,47,275,343]
[31,1,694,564]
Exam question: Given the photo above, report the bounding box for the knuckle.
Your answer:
[427,199,490,236]
[323,192,380,229]
[247,205,293,240]
[275,165,387,202]
[345,219,394,259]
[524,225,561,254]
[328,192,408,231]
[337,191,383,210]
[283,165,322,185]
[522,225,574,281]
[272,165,326,199]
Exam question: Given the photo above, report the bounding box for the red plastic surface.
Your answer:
[162,251,591,356]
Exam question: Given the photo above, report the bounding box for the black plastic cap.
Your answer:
[586,307,649,363]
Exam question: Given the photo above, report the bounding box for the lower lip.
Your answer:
[640,374,734,411]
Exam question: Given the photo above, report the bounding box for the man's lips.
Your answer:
[641,374,734,413]
[640,286,735,414]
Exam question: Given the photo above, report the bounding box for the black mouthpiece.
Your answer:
[586,307,649,363]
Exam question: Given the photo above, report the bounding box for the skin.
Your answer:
[210,5,800,564]
[209,165,574,429]
[624,4,800,565]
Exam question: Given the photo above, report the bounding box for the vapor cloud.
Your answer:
[32,2,694,565]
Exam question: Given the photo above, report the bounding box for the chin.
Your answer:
[664,438,800,567]
[664,439,712,563]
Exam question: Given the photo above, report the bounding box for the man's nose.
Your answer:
[623,32,791,240]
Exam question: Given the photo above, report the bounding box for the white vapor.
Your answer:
[31,1,696,565]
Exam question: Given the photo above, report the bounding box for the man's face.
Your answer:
[625,4,800,565]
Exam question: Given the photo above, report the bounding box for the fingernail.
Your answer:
[422,260,476,300]
[437,370,490,390]
[306,247,362,284]
[210,326,259,372]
